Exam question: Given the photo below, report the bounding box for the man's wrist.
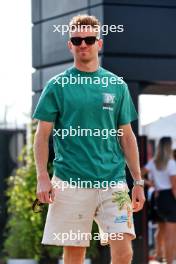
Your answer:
[133,179,145,188]
[37,171,49,179]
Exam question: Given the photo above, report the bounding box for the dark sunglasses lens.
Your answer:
[85,37,97,45]
[70,37,82,46]
[70,37,97,46]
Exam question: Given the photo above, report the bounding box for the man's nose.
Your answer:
[80,40,87,47]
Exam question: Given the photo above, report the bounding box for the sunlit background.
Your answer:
[0,0,32,128]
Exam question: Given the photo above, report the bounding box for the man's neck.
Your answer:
[74,60,99,72]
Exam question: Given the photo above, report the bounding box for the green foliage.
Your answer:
[3,122,62,261]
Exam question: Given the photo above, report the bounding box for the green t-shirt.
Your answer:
[32,66,138,188]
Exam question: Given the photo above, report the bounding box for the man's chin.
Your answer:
[80,53,89,58]
[79,56,92,63]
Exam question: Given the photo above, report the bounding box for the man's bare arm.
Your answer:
[119,123,146,212]
[119,124,141,180]
[33,120,54,203]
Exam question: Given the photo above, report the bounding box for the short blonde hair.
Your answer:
[69,14,101,38]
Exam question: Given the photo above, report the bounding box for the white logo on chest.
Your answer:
[102,93,115,110]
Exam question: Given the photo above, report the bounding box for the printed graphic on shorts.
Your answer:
[114,215,128,223]
[112,190,133,228]
[102,93,115,111]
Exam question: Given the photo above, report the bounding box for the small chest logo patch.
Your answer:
[102,93,115,111]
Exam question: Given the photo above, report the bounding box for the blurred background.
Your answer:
[0,0,176,264]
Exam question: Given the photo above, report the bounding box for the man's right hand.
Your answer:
[36,172,55,203]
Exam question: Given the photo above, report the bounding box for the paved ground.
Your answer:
[149,261,165,264]
[149,261,176,264]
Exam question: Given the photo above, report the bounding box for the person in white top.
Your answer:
[145,158,176,191]
[141,137,176,264]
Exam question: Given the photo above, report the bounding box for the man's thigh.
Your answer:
[94,185,136,245]
[42,176,97,247]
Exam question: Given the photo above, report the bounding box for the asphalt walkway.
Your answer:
[149,261,176,264]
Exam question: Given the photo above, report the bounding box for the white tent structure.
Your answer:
[141,113,176,147]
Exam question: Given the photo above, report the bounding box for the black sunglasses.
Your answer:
[70,36,99,46]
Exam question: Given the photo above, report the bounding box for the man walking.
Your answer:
[33,14,145,264]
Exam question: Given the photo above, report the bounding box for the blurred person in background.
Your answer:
[141,137,176,264]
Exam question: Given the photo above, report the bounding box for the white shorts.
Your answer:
[41,175,136,247]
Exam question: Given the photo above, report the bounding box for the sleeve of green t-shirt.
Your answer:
[32,79,60,122]
[118,83,138,125]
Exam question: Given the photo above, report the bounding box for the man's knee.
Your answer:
[111,247,133,263]
[110,234,133,264]
[118,248,133,262]
[64,246,86,263]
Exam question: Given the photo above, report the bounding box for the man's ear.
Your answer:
[67,40,72,51]
[98,39,103,51]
